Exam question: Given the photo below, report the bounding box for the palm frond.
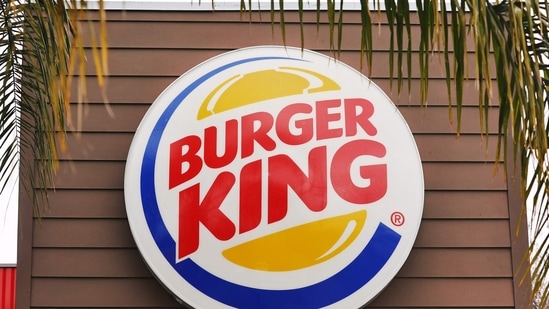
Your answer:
[0,0,23,201]
[0,0,107,216]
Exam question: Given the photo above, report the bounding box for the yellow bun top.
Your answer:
[197,67,340,120]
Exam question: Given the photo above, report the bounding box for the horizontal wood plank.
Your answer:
[32,219,136,248]
[66,103,499,134]
[42,189,509,220]
[30,278,181,308]
[30,277,513,307]
[399,106,499,134]
[50,160,506,190]
[31,247,512,279]
[32,248,152,278]
[83,48,483,81]
[422,191,509,219]
[71,76,172,104]
[52,161,125,189]
[422,162,506,190]
[60,133,133,161]
[369,278,514,307]
[32,218,510,248]
[397,248,512,278]
[414,219,511,248]
[93,10,456,25]
[85,17,477,54]
[415,134,500,163]
[57,132,501,162]
[75,75,493,107]
[43,190,126,218]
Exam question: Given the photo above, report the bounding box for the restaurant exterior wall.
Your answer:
[15,9,531,308]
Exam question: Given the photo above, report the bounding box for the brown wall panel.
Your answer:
[19,9,526,309]
[32,248,152,278]
[68,104,146,132]
[414,220,511,248]
[49,160,505,190]
[78,75,492,107]
[59,131,501,162]
[30,278,181,308]
[93,21,394,50]
[86,10,480,31]
[375,78,496,107]
[41,189,509,220]
[423,162,506,190]
[67,104,499,134]
[415,134,500,163]
[84,10,432,24]
[73,76,174,104]
[399,106,499,134]
[398,248,512,278]
[86,48,482,81]
[32,218,509,249]
[32,219,135,248]
[423,191,509,219]
[31,247,511,279]
[42,190,126,218]
[85,14,477,54]
[52,161,124,189]
[369,278,514,307]
[58,132,501,162]
[60,133,133,161]
[29,277,513,308]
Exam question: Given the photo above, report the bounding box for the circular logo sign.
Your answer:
[125,46,424,308]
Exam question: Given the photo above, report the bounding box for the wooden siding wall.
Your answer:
[17,10,530,308]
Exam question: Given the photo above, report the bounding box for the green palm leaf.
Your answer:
[0,0,107,217]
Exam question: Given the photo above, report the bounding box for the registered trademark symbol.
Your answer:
[391,212,405,226]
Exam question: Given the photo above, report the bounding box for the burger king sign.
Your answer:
[125,46,424,308]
